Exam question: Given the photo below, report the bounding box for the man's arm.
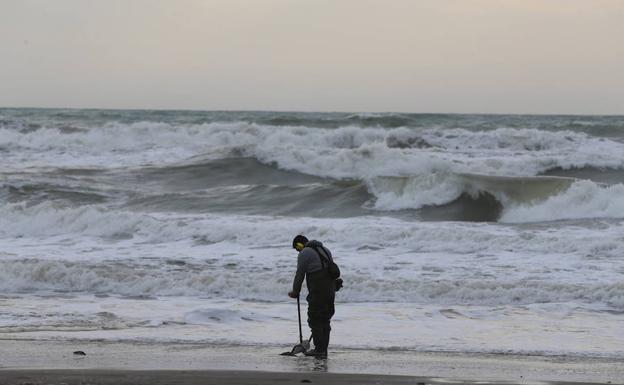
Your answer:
[289,253,307,297]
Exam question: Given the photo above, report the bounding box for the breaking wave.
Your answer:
[501,180,624,223]
[367,173,624,222]
[3,110,624,222]
[3,169,624,223]
[3,119,624,176]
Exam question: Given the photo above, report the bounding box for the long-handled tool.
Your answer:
[280,296,311,356]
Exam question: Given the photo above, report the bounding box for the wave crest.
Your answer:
[3,121,624,177]
[501,180,624,223]
[367,173,624,223]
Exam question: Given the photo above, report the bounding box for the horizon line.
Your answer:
[1,105,623,118]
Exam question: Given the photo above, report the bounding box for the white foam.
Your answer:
[366,173,465,210]
[246,125,624,179]
[1,202,624,308]
[3,122,624,178]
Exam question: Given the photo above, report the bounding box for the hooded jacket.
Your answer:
[291,240,333,295]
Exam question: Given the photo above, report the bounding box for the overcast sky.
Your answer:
[1,0,623,114]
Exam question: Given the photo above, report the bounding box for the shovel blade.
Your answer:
[280,343,307,356]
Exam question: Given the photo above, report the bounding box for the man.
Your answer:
[288,234,336,358]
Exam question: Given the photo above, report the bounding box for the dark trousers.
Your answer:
[306,270,335,353]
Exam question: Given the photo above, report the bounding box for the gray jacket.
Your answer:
[292,240,333,294]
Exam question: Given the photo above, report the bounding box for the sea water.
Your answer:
[1,109,623,357]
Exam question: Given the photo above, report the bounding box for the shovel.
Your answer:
[280,296,311,356]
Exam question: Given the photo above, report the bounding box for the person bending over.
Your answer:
[288,234,339,358]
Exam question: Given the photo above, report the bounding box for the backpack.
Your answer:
[311,245,341,280]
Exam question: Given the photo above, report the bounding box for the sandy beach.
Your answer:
[1,340,622,385]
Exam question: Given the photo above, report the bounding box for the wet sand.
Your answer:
[0,340,622,385]
[0,369,618,385]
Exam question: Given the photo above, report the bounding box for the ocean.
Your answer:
[1,108,623,357]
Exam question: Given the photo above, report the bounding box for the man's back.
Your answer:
[296,240,332,275]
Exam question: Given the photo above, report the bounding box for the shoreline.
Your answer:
[0,340,622,384]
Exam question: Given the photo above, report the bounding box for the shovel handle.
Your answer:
[297,296,303,344]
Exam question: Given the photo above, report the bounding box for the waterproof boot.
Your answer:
[322,325,331,354]
[305,326,327,358]
[310,326,323,350]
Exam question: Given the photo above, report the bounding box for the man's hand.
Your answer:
[288,290,299,299]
